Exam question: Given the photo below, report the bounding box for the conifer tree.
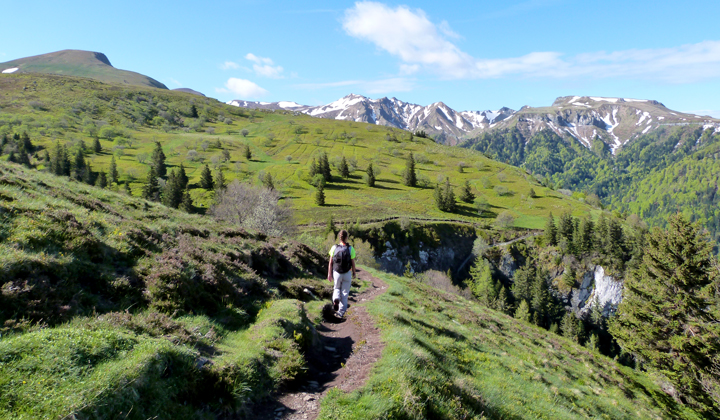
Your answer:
[511,265,534,303]
[7,150,16,163]
[561,312,579,342]
[315,185,325,206]
[467,257,498,307]
[20,132,33,153]
[190,104,199,118]
[215,169,226,192]
[609,214,720,412]
[529,187,537,198]
[514,300,531,323]
[442,178,455,212]
[179,189,194,213]
[15,144,31,167]
[95,171,107,189]
[459,180,475,203]
[151,141,167,178]
[579,217,595,254]
[124,181,132,195]
[82,163,94,185]
[92,137,102,153]
[544,212,557,246]
[309,158,318,177]
[319,152,332,182]
[42,149,50,164]
[558,212,574,243]
[177,163,189,189]
[161,170,180,208]
[109,155,119,184]
[142,167,160,201]
[200,164,214,190]
[244,144,252,160]
[531,271,551,327]
[403,152,417,187]
[366,163,376,187]
[0,134,7,152]
[72,148,86,181]
[339,156,349,178]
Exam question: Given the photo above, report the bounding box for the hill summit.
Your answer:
[0,49,167,89]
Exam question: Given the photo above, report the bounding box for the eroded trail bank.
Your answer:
[255,268,387,420]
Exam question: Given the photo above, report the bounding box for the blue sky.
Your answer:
[3,0,720,116]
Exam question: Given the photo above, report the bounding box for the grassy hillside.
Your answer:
[0,50,167,89]
[318,268,702,420]
[0,160,335,418]
[0,73,595,230]
[463,124,720,247]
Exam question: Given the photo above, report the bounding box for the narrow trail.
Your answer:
[255,268,388,420]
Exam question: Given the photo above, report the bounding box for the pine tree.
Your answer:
[596,213,608,251]
[442,178,455,212]
[558,212,574,243]
[244,144,252,160]
[339,156,350,178]
[200,164,214,190]
[459,180,475,203]
[315,185,325,206]
[215,169,226,192]
[0,134,7,152]
[82,163,94,185]
[142,167,160,201]
[95,171,107,188]
[15,143,31,167]
[319,152,331,182]
[179,189,194,213]
[579,217,595,254]
[511,265,534,303]
[167,170,185,208]
[151,141,167,178]
[92,137,102,153]
[309,158,318,177]
[467,257,498,307]
[177,163,189,189]
[434,183,444,210]
[42,149,50,164]
[529,187,537,198]
[402,152,417,187]
[531,271,551,327]
[190,104,199,118]
[544,212,557,246]
[109,155,119,184]
[561,312,579,342]
[7,150,16,163]
[20,132,33,153]
[124,181,132,195]
[366,163,376,187]
[605,217,624,262]
[72,148,86,181]
[608,214,720,412]
[514,300,531,323]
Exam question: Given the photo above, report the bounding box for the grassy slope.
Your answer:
[0,161,324,419]
[0,73,595,229]
[0,50,167,89]
[319,268,701,420]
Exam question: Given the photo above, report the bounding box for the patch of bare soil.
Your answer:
[253,268,387,420]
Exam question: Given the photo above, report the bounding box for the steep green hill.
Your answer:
[462,124,720,248]
[0,72,594,229]
[0,50,167,89]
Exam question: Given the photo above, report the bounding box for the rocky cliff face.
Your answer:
[571,266,624,317]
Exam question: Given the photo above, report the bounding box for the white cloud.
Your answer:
[245,53,285,78]
[216,78,268,98]
[343,2,720,83]
[294,77,414,94]
[169,78,182,87]
[221,61,241,70]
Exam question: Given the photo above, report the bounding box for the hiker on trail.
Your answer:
[328,229,356,319]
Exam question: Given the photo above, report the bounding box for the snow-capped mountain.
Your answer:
[227,94,720,153]
[227,94,515,145]
[484,96,720,154]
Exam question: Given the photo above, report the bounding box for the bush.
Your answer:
[209,180,295,237]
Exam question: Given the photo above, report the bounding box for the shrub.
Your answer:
[210,180,295,236]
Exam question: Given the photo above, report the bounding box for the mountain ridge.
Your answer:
[0,49,168,90]
[228,93,720,153]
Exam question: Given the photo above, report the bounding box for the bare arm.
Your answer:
[327,258,333,282]
[352,259,357,278]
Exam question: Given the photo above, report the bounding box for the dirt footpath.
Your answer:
[255,268,387,420]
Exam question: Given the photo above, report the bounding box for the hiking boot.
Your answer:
[334,311,345,319]
[333,299,339,312]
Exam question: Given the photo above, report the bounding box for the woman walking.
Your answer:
[327,230,357,319]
